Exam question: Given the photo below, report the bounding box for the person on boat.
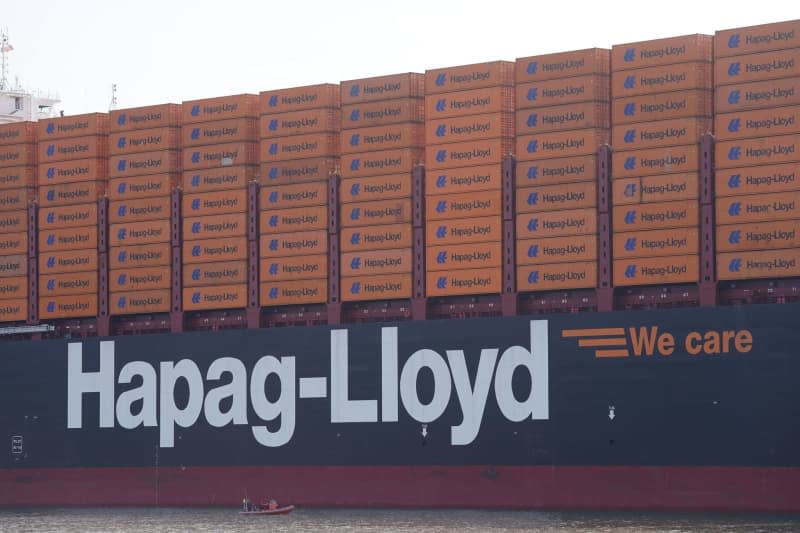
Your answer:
[243,497,254,511]
[268,498,278,510]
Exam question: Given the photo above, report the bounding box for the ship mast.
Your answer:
[0,28,13,91]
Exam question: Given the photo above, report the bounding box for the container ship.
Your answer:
[1,20,799,512]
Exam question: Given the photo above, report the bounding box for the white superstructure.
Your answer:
[0,29,59,123]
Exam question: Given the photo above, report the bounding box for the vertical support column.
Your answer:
[411,165,426,320]
[26,202,38,325]
[501,156,517,316]
[698,133,717,307]
[246,181,260,329]
[96,197,110,336]
[596,145,613,312]
[327,172,341,324]
[170,188,184,332]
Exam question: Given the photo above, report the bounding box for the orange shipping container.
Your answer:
[260,278,327,306]
[38,181,104,207]
[715,134,800,169]
[611,62,712,97]
[183,166,255,193]
[110,103,181,132]
[426,138,512,170]
[259,83,340,114]
[715,49,800,86]
[611,34,712,71]
[612,117,711,150]
[182,94,258,124]
[183,142,258,171]
[111,289,170,315]
[259,134,338,163]
[515,75,610,109]
[0,121,36,145]
[183,260,247,287]
[259,108,340,139]
[38,249,97,274]
[0,232,27,255]
[425,60,513,94]
[614,255,699,286]
[716,191,800,224]
[0,255,26,278]
[259,230,328,258]
[39,226,98,252]
[516,129,609,162]
[516,208,598,238]
[341,248,412,276]
[426,241,501,271]
[259,205,327,233]
[260,255,328,281]
[40,271,97,297]
[516,102,610,135]
[426,267,501,297]
[38,204,97,230]
[110,150,181,178]
[259,157,338,185]
[0,166,35,189]
[341,273,412,302]
[109,173,179,200]
[182,237,247,264]
[612,145,699,179]
[515,48,611,82]
[260,181,328,209]
[109,127,180,155]
[516,155,598,187]
[183,189,247,216]
[39,294,98,319]
[715,163,799,197]
[426,190,501,221]
[340,148,422,179]
[183,283,248,311]
[0,144,36,167]
[613,201,698,231]
[517,182,596,213]
[340,174,411,203]
[426,216,503,245]
[38,136,108,163]
[714,76,800,113]
[110,243,171,268]
[424,165,501,196]
[613,173,699,205]
[342,98,424,129]
[38,113,109,140]
[340,224,411,252]
[0,298,26,322]
[183,213,247,240]
[341,123,423,154]
[716,220,800,252]
[718,248,800,280]
[613,228,699,259]
[182,118,258,147]
[516,235,597,266]
[612,90,713,125]
[0,188,33,211]
[109,196,171,223]
[426,113,512,144]
[715,20,800,58]
[715,106,800,141]
[110,266,171,291]
[0,210,28,232]
[340,73,424,105]
[424,86,514,119]
[341,198,411,228]
[109,219,170,246]
[39,158,108,185]
[0,276,26,300]
[517,262,597,291]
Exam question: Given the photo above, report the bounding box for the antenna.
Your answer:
[0,29,14,91]
[109,83,118,111]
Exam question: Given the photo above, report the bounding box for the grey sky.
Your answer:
[4,1,799,115]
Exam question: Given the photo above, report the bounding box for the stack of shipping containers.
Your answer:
[514,49,610,293]
[257,84,339,307]
[338,74,423,303]
[0,123,35,323]
[108,104,181,316]
[609,35,713,287]
[423,62,512,297]
[181,95,258,312]
[37,113,108,320]
[713,20,800,281]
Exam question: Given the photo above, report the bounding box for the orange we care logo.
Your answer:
[562,326,753,357]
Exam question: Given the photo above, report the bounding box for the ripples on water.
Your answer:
[1,507,799,533]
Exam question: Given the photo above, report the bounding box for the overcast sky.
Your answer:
[4,1,799,115]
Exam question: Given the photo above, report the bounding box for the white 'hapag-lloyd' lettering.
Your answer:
[66,321,548,447]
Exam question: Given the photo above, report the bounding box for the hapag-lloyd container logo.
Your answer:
[66,322,549,448]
